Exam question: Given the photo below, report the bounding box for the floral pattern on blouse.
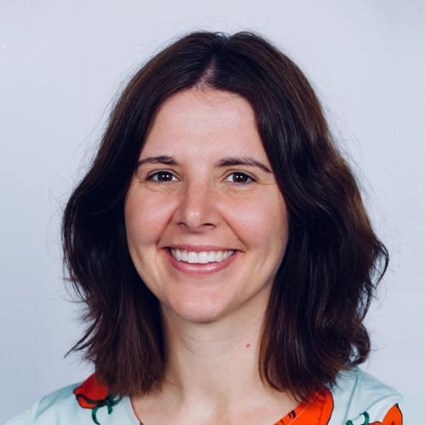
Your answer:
[73,374,121,425]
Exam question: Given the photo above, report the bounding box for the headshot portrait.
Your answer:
[1,2,423,425]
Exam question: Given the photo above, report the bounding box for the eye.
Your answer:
[225,172,255,184]
[146,171,178,182]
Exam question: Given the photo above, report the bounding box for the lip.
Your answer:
[163,246,239,275]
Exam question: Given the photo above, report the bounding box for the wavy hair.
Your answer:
[63,31,388,401]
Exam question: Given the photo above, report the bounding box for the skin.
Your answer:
[125,87,294,424]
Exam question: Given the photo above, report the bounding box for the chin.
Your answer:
[163,299,229,324]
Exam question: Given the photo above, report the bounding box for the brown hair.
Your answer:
[63,31,388,401]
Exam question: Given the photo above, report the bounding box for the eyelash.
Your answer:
[145,170,255,184]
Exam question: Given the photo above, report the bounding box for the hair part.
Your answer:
[63,31,388,401]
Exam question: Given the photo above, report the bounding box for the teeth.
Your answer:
[170,249,234,264]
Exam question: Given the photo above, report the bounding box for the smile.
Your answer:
[170,249,235,264]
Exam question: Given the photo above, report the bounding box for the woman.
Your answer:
[7,31,402,425]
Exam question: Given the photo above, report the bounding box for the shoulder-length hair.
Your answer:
[63,31,388,401]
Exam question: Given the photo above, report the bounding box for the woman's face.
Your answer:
[125,88,288,325]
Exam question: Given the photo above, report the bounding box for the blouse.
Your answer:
[5,367,403,425]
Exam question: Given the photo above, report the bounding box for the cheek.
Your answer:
[124,190,171,249]
[226,194,288,248]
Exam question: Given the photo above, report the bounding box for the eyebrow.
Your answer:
[217,157,272,174]
[137,155,177,167]
[137,155,272,174]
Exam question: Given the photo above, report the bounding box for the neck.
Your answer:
[131,292,297,424]
[161,304,266,405]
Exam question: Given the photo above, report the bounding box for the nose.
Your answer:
[173,180,219,231]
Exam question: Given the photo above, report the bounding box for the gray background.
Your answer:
[1,1,424,423]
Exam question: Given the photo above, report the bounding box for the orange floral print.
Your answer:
[73,374,121,425]
[275,387,333,424]
[74,374,109,409]
[370,404,403,425]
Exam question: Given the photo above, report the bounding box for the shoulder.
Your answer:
[4,375,135,425]
[328,367,403,424]
[5,384,79,425]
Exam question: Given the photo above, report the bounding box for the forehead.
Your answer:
[155,87,255,127]
[142,88,264,156]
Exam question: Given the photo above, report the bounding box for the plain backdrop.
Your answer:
[1,1,424,423]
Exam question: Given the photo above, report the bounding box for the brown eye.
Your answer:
[147,171,177,182]
[226,172,254,184]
